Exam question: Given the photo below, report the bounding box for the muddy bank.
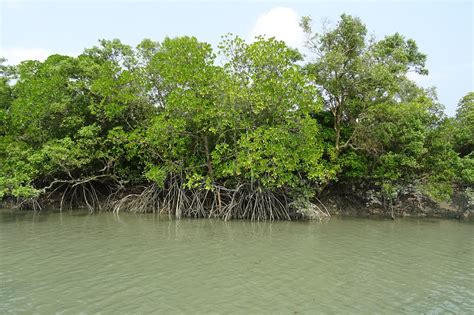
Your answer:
[321,190,473,220]
[2,185,472,220]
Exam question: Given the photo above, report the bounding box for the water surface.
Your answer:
[1,210,473,314]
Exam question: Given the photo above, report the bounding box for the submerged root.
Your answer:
[110,177,199,217]
[29,177,330,221]
[59,182,105,213]
[110,184,160,214]
[14,197,42,211]
[209,185,292,221]
[109,183,295,220]
[38,176,112,212]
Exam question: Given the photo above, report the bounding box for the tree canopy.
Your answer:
[0,15,472,218]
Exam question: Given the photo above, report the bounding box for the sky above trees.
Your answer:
[0,0,472,115]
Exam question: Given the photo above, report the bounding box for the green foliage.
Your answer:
[0,141,39,198]
[144,165,168,188]
[301,14,428,157]
[454,92,474,156]
[233,120,326,188]
[10,56,89,146]
[0,16,470,213]
[459,154,474,185]
[348,100,460,201]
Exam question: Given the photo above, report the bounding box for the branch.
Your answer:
[40,174,120,193]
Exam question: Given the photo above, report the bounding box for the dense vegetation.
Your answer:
[1,15,472,219]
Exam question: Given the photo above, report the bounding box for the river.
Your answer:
[0,210,473,314]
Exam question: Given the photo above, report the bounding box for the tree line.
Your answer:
[0,15,472,219]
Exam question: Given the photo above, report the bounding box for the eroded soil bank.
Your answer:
[2,188,472,220]
[321,190,473,220]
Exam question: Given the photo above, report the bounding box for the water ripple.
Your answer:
[0,211,473,314]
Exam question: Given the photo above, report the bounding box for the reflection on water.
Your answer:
[0,210,473,313]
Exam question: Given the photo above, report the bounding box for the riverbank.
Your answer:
[2,187,472,220]
[323,197,472,220]
[321,189,473,220]
[2,30,472,227]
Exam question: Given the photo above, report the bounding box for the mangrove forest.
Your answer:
[1,15,473,219]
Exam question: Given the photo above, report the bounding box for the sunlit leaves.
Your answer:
[0,23,470,209]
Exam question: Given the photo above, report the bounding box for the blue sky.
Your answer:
[1,0,472,115]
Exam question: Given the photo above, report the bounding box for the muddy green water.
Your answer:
[0,210,473,314]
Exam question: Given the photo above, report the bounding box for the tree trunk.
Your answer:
[203,135,214,180]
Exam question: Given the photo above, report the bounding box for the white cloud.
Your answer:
[0,48,52,65]
[248,7,304,49]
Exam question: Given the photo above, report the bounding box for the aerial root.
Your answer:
[108,183,296,220]
[27,178,331,221]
